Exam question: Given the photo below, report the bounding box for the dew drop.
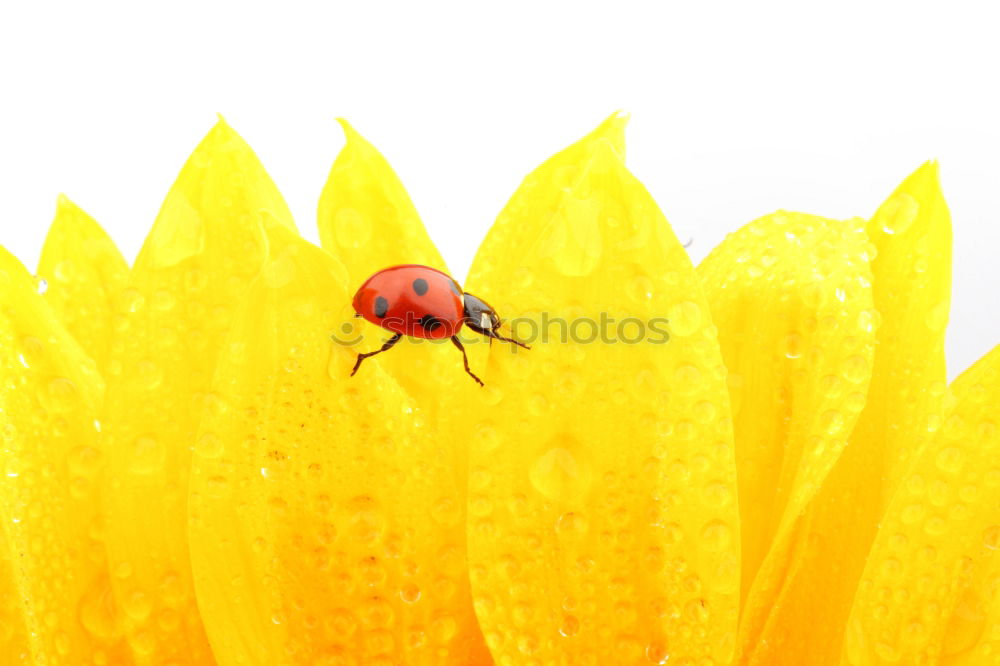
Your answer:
[701,521,732,552]
[430,613,458,644]
[627,275,655,303]
[152,289,176,310]
[78,577,116,640]
[559,615,580,637]
[430,496,461,526]
[925,300,949,332]
[41,377,78,413]
[784,332,802,359]
[68,446,101,476]
[333,207,373,249]
[136,359,162,390]
[692,400,717,424]
[874,640,901,662]
[53,260,76,283]
[400,583,422,604]
[121,288,145,313]
[674,363,701,387]
[668,301,702,337]
[36,277,48,294]
[881,192,919,235]
[529,444,592,502]
[935,446,964,474]
[540,200,603,277]
[130,435,165,474]
[925,516,947,536]
[195,432,223,458]
[820,410,845,435]
[122,590,152,621]
[983,526,1000,550]
[263,252,296,289]
[555,512,589,537]
[645,642,670,664]
[842,355,869,383]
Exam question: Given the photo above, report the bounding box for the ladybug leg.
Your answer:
[450,336,484,387]
[350,333,402,377]
[487,327,531,350]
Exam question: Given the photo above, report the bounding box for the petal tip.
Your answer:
[901,159,943,194]
[334,116,354,135]
[54,193,83,218]
[206,113,242,146]
[334,117,368,151]
[591,111,629,159]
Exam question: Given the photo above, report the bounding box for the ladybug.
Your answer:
[350,264,529,385]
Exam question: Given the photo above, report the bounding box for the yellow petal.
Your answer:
[37,195,128,373]
[0,247,131,664]
[843,344,1000,665]
[696,212,877,660]
[189,226,490,666]
[318,118,447,281]
[0,538,31,662]
[738,163,953,663]
[466,111,627,286]
[862,161,951,489]
[101,118,296,664]
[465,123,739,664]
[317,119,465,403]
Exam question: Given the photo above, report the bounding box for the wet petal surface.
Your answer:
[189,227,490,665]
[317,119,465,406]
[697,211,877,661]
[844,344,1000,665]
[37,196,128,373]
[733,163,953,663]
[465,120,739,664]
[1,247,130,665]
[100,119,296,664]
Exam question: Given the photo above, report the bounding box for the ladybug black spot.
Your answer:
[412,278,429,296]
[419,314,442,332]
[374,296,389,318]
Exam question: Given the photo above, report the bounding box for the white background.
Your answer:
[0,2,997,377]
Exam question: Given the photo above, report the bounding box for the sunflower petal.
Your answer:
[466,111,627,288]
[101,118,296,663]
[189,227,490,665]
[844,344,1000,665]
[739,163,953,663]
[37,196,128,373]
[697,212,877,660]
[0,247,130,664]
[317,119,467,403]
[465,123,739,664]
[318,118,447,281]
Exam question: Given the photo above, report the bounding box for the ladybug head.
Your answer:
[462,292,500,334]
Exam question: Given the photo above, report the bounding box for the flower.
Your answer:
[0,114,997,666]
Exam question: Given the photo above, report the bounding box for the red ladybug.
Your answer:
[351,264,529,385]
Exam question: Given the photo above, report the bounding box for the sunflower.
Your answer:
[0,113,996,666]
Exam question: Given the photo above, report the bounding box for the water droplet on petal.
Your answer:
[668,301,702,337]
[529,442,592,502]
[332,207,372,249]
[130,435,165,474]
[196,432,223,458]
[881,192,919,235]
[700,520,732,552]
